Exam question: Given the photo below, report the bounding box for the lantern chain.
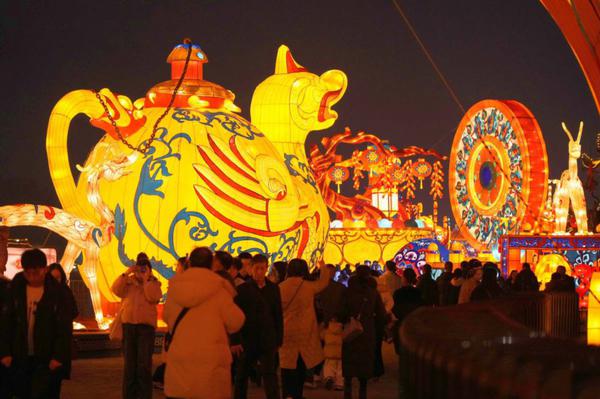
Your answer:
[93,38,194,154]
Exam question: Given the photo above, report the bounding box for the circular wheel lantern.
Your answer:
[448,100,548,251]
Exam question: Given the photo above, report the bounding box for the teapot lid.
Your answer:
[145,40,235,110]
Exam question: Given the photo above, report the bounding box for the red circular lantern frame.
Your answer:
[448,100,548,251]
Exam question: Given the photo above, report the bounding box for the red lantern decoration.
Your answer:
[361,149,381,177]
[412,158,432,189]
[327,166,350,193]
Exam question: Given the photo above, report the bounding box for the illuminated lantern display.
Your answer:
[362,149,381,177]
[327,166,349,193]
[429,160,444,225]
[588,272,600,345]
[533,253,571,291]
[412,158,432,189]
[310,129,448,266]
[552,122,589,234]
[393,238,449,274]
[0,41,347,324]
[449,100,549,252]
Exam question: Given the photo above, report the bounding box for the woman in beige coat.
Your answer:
[163,247,244,399]
[279,259,332,399]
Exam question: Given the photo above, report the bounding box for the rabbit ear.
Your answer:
[576,121,584,143]
[562,122,574,141]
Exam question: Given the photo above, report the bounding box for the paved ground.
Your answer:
[63,342,399,398]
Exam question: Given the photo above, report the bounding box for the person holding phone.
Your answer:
[111,253,163,399]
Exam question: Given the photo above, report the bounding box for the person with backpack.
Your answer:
[163,247,245,399]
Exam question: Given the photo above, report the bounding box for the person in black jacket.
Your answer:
[47,263,79,398]
[416,264,439,306]
[0,249,72,399]
[436,261,454,306]
[339,266,386,399]
[470,267,504,302]
[316,265,346,324]
[232,254,282,399]
[392,268,424,354]
[514,263,539,292]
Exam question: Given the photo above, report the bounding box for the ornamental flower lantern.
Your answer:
[412,158,432,189]
[0,40,347,325]
[327,166,350,193]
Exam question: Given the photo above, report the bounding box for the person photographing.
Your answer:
[111,253,163,399]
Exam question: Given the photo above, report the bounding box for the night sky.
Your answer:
[0,0,598,252]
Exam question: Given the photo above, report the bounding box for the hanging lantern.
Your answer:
[361,149,381,177]
[328,166,350,193]
[391,164,404,185]
[412,158,432,189]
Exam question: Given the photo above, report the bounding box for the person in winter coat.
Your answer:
[436,261,454,306]
[366,276,386,379]
[212,250,236,288]
[272,261,288,284]
[378,260,401,313]
[447,268,464,305]
[47,263,79,397]
[163,247,244,399]
[340,266,386,399]
[470,267,504,301]
[279,259,333,399]
[458,267,482,304]
[316,265,346,324]
[416,264,439,306]
[48,264,78,321]
[504,270,518,292]
[230,257,248,287]
[514,263,539,292]
[175,256,188,274]
[556,266,576,291]
[0,249,72,399]
[320,318,343,390]
[111,254,163,399]
[238,252,253,281]
[392,268,424,354]
[232,254,282,399]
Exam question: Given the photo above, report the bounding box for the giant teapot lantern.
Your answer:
[1,40,347,325]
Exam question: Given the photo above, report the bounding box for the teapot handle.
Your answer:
[46,90,105,222]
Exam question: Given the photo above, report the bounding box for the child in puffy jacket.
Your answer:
[320,318,344,390]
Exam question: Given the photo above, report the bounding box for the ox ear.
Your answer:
[275,45,307,74]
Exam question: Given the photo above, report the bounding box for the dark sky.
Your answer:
[0,0,598,250]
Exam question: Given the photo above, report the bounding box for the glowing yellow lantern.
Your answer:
[533,253,571,290]
[1,41,347,324]
[588,272,600,345]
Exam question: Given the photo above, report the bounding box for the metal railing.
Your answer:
[398,292,600,398]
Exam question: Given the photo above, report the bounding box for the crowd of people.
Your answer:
[0,247,579,399]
